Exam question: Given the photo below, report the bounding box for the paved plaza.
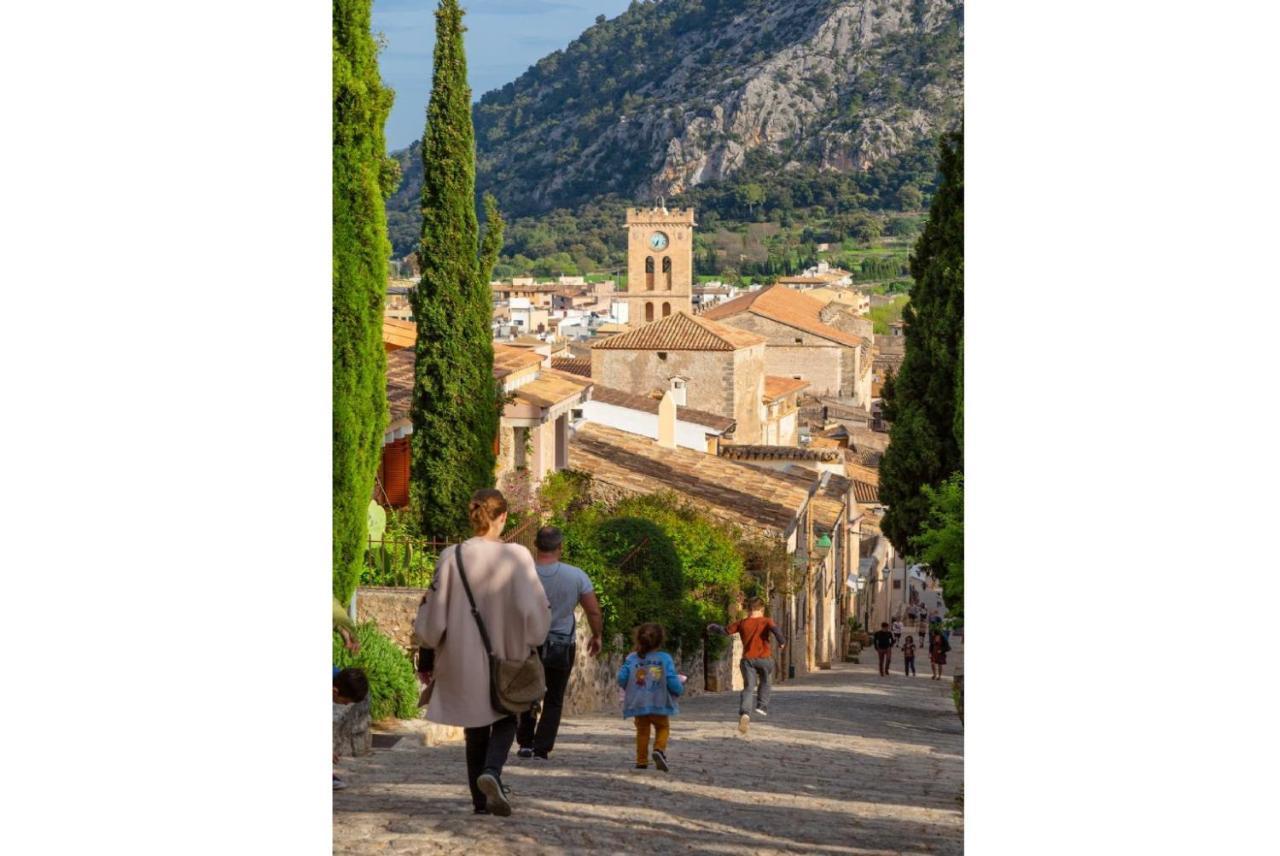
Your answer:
[334,638,964,855]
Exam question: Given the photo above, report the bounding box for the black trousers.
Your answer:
[463,715,517,810]
[517,658,573,755]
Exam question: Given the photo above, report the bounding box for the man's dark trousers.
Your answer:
[877,647,892,675]
[517,650,573,756]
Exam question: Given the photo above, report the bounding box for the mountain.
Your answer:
[387,0,963,258]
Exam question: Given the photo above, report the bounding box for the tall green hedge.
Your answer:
[333,0,396,602]
[410,0,505,539]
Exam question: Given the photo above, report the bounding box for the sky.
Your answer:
[373,0,634,151]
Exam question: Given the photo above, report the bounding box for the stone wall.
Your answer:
[355,586,428,654]
[717,313,853,397]
[731,344,767,443]
[355,586,751,723]
[592,347,736,423]
[562,606,743,716]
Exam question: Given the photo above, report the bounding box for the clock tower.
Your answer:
[623,206,695,325]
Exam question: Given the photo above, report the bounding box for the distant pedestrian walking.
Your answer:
[929,629,951,680]
[902,636,917,677]
[873,622,895,676]
[713,596,785,735]
[617,623,685,772]
[516,526,604,761]
[414,489,551,817]
[917,617,927,643]
[891,618,904,645]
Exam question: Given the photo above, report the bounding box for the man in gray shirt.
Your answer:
[516,526,604,760]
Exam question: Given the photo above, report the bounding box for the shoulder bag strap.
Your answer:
[453,545,495,657]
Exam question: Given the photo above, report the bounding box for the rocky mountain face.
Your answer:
[475,0,961,214]
[387,0,962,251]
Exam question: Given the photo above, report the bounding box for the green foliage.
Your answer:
[333,0,395,603]
[539,469,591,520]
[560,492,745,659]
[896,183,924,210]
[868,294,910,335]
[880,128,964,555]
[410,0,502,539]
[361,507,438,588]
[912,473,963,618]
[333,623,419,721]
[364,539,437,588]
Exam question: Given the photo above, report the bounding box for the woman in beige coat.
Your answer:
[417,489,550,816]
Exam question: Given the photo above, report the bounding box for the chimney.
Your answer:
[657,390,677,449]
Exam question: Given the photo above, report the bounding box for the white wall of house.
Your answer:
[580,400,719,452]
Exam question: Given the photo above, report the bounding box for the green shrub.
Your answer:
[560,492,745,659]
[363,541,436,588]
[363,507,438,588]
[333,622,419,721]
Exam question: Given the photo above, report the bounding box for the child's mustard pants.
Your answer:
[634,714,670,765]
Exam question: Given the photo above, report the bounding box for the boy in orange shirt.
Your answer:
[710,597,785,735]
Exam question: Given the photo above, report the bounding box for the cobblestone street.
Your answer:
[334,638,963,855]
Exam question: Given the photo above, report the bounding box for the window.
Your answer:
[645,256,655,291]
[645,303,654,322]
[794,337,803,344]
[892,579,902,590]
[662,256,672,289]
[671,377,687,405]
[657,352,668,361]
[662,301,671,318]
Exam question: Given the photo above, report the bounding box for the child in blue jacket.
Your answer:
[617,622,685,771]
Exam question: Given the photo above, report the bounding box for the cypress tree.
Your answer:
[411,1,505,538]
[333,0,396,602]
[879,128,964,556]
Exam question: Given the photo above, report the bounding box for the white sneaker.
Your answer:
[738,713,750,734]
[333,776,348,791]
[754,708,768,717]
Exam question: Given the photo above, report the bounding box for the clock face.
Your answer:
[649,231,670,251]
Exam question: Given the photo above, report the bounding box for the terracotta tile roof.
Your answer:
[814,474,855,531]
[850,427,890,453]
[383,317,416,350]
[592,311,765,351]
[513,370,592,409]
[720,445,842,463]
[701,285,864,348]
[852,480,880,504]
[386,347,414,421]
[763,376,810,403]
[551,356,591,377]
[570,422,811,536]
[591,385,736,433]
[844,459,881,485]
[759,468,849,533]
[852,447,883,468]
[493,344,544,379]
